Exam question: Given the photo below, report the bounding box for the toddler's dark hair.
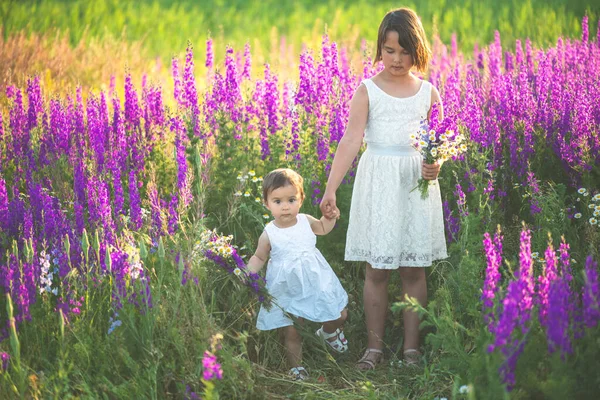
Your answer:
[262,168,305,202]
[374,8,431,72]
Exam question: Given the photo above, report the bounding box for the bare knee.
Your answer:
[366,264,391,286]
[339,308,348,323]
[399,267,425,285]
[283,325,301,341]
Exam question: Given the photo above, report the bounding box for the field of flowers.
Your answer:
[0,4,599,399]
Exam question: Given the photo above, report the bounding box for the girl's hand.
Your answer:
[422,161,441,180]
[320,191,339,220]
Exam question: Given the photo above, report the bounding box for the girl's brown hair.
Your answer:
[262,168,305,202]
[374,8,432,72]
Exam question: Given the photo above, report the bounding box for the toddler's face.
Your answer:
[265,184,303,228]
[381,30,414,76]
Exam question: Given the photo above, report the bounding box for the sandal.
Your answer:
[402,349,423,367]
[315,326,349,353]
[356,348,384,371]
[289,366,309,381]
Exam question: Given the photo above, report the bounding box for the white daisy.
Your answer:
[574,213,582,219]
[578,188,587,194]
[590,218,598,225]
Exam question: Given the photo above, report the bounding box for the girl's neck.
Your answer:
[378,69,418,84]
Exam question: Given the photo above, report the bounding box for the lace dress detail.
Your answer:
[344,79,448,269]
[256,214,348,330]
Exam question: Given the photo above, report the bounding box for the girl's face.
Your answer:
[380,30,414,76]
[265,184,303,228]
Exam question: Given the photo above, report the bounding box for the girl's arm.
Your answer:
[247,231,271,274]
[306,213,339,236]
[323,84,369,195]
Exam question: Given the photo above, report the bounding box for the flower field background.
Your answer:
[1,1,600,398]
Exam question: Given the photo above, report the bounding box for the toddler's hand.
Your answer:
[325,209,340,220]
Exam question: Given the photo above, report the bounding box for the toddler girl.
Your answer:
[248,168,349,380]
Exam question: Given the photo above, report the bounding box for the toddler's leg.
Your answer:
[282,325,302,368]
[398,267,427,351]
[364,264,391,349]
[322,308,348,334]
[317,309,349,353]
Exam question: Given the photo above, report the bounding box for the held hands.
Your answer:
[422,161,441,181]
[320,191,340,220]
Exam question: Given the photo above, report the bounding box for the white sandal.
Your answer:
[315,326,349,353]
[289,366,309,381]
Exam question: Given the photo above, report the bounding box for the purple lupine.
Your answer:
[167,194,179,235]
[546,276,573,358]
[205,37,214,71]
[124,74,142,132]
[583,256,599,329]
[0,178,7,232]
[148,184,164,238]
[112,167,125,222]
[26,75,43,131]
[581,15,589,44]
[202,351,223,380]
[184,43,201,137]
[0,352,9,371]
[442,200,460,242]
[454,183,468,217]
[97,180,116,244]
[537,242,558,327]
[7,85,27,162]
[170,116,191,207]
[242,42,252,80]
[482,229,503,329]
[129,170,143,230]
[516,228,534,326]
[172,56,185,107]
[263,63,280,135]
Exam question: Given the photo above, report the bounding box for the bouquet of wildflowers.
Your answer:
[195,229,273,310]
[410,118,467,199]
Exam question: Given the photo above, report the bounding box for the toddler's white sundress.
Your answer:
[345,78,448,269]
[256,213,348,330]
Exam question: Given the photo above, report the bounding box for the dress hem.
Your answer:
[344,253,448,269]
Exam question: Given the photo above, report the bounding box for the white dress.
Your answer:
[256,213,348,330]
[345,78,448,269]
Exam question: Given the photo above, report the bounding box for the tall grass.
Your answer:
[3,0,598,65]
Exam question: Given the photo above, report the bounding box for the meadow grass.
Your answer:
[2,0,598,66]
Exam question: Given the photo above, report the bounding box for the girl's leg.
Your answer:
[398,267,427,351]
[364,263,391,349]
[282,324,303,368]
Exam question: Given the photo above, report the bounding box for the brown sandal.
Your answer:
[356,348,384,370]
[402,349,423,367]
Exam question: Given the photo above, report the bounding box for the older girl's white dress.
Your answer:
[256,214,348,330]
[345,78,448,269]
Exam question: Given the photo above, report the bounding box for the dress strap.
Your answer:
[361,79,379,105]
